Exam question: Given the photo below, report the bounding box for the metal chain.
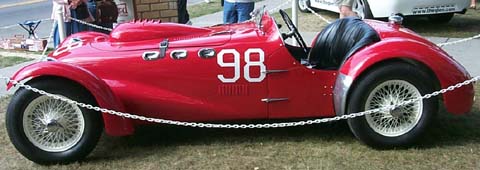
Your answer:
[305,6,332,24]
[68,17,113,32]
[437,33,480,47]
[39,19,58,60]
[1,75,478,129]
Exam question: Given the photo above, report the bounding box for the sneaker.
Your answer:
[205,0,210,3]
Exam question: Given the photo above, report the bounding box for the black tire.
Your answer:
[297,0,312,13]
[347,63,438,148]
[6,80,102,164]
[353,0,373,19]
[427,13,454,23]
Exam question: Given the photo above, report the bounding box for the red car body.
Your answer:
[8,12,473,137]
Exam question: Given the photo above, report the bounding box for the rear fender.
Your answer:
[334,39,474,116]
[8,62,134,136]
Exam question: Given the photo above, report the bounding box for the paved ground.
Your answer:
[1,0,479,97]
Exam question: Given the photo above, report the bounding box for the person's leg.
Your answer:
[471,0,476,9]
[223,1,238,24]
[237,2,255,22]
[87,1,97,31]
[53,22,59,48]
[65,21,72,37]
[177,0,190,24]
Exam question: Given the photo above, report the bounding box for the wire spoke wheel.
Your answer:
[347,63,437,148]
[364,80,422,137]
[23,95,85,152]
[7,80,102,164]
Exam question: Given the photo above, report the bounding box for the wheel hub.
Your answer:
[389,106,404,118]
[45,119,63,133]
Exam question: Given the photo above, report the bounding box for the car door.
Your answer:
[265,47,337,119]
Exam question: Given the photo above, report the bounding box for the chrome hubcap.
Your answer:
[23,95,85,152]
[365,80,423,137]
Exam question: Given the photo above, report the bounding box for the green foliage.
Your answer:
[0,56,32,68]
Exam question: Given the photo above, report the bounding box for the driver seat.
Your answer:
[308,17,380,70]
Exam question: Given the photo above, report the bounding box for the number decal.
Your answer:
[244,48,266,82]
[217,49,241,83]
[53,41,84,56]
[217,48,266,83]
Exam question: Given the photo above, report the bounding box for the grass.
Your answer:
[0,55,32,68]
[188,0,225,18]
[1,84,480,169]
[274,4,480,38]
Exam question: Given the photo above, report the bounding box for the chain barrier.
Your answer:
[305,6,332,24]
[437,33,480,47]
[0,75,478,129]
[68,17,113,32]
[39,19,58,60]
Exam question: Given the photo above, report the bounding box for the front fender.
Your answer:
[8,61,134,136]
[334,38,474,116]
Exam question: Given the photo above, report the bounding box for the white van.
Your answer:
[297,0,470,23]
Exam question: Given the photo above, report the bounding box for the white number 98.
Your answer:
[217,48,266,83]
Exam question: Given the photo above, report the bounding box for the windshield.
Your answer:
[249,6,266,29]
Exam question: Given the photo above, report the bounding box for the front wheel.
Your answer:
[6,80,103,164]
[347,63,438,148]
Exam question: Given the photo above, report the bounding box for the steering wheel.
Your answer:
[279,9,309,55]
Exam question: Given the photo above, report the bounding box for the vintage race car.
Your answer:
[297,0,470,22]
[5,8,474,164]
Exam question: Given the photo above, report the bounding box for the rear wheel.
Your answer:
[428,13,454,23]
[347,63,438,148]
[6,80,102,164]
[353,0,373,19]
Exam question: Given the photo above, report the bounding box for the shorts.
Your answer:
[337,0,354,7]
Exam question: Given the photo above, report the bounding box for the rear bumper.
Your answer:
[368,0,470,17]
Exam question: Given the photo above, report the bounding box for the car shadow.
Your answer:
[86,104,480,162]
[86,120,355,162]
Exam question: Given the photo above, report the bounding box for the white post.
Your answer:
[292,0,299,46]
[56,6,66,42]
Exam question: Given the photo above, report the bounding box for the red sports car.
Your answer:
[5,8,474,164]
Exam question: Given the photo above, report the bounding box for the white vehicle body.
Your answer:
[307,0,469,18]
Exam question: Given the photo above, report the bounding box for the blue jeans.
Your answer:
[87,0,97,31]
[223,1,254,24]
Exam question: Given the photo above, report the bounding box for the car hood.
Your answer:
[86,21,233,51]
